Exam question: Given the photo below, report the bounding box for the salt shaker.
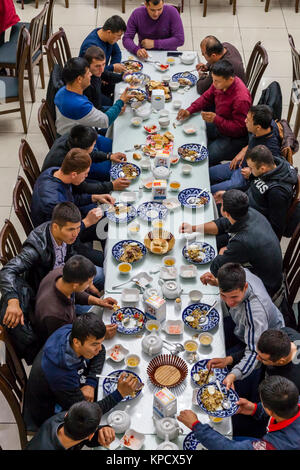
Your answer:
[174,297,182,313]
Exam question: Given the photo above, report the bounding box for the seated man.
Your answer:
[178,376,300,450]
[201,263,284,390]
[180,190,283,300]
[122,0,184,59]
[54,57,133,136]
[177,60,252,166]
[26,387,137,450]
[31,148,113,227]
[0,203,104,330]
[79,15,127,74]
[33,255,118,345]
[196,35,245,95]
[210,105,282,194]
[42,125,130,192]
[23,313,139,430]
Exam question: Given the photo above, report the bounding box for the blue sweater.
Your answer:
[79,27,122,72]
[31,167,93,227]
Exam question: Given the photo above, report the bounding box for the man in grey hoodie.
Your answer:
[201,263,284,391]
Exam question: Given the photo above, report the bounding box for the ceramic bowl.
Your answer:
[159,109,169,117]
[184,339,198,353]
[135,103,152,120]
[179,264,197,279]
[152,166,170,179]
[118,262,132,275]
[182,164,192,175]
[121,429,145,450]
[125,354,141,368]
[199,332,213,347]
[172,100,182,109]
[163,197,181,211]
[127,222,140,235]
[183,125,197,135]
[159,117,170,128]
[169,81,180,91]
[140,159,151,171]
[162,320,183,335]
[180,52,196,65]
[169,181,181,192]
[145,319,161,333]
[120,191,137,203]
[163,255,176,267]
[189,289,203,303]
[121,288,140,304]
[131,116,142,127]
[107,344,129,362]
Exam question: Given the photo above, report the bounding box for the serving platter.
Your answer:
[171,72,197,86]
[137,201,168,222]
[178,188,210,209]
[102,369,143,402]
[110,162,141,180]
[190,359,228,387]
[182,303,220,332]
[105,202,137,224]
[178,143,209,163]
[111,307,146,334]
[182,241,215,265]
[196,382,239,418]
[112,240,146,263]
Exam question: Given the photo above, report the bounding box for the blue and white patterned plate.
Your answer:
[110,162,141,180]
[178,143,209,163]
[105,202,137,224]
[182,241,215,265]
[182,303,220,332]
[112,240,146,263]
[183,432,203,451]
[172,72,197,86]
[102,369,143,402]
[137,201,168,222]
[111,307,146,334]
[191,360,228,387]
[128,88,147,104]
[178,188,210,209]
[122,60,143,72]
[197,382,239,418]
[123,72,150,86]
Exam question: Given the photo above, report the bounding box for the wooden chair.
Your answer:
[200,0,236,17]
[0,27,30,134]
[283,223,300,308]
[264,0,299,13]
[38,99,57,149]
[245,41,269,102]
[0,2,48,103]
[286,174,300,230]
[0,219,22,267]
[19,139,41,190]
[287,34,300,140]
[45,27,71,75]
[24,0,68,8]
[0,326,28,450]
[13,177,34,237]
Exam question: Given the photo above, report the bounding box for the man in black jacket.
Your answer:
[0,203,104,330]
[24,313,141,431]
[42,125,130,193]
[179,189,283,299]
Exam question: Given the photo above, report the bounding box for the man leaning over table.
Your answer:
[122,0,184,60]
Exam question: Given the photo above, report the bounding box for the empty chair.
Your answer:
[13,177,34,237]
[287,34,300,140]
[283,223,300,309]
[0,219,22,266]
[44,27,71,75]
[245,41,269,102]
[38,99,57,149]
[0,27,30,134]
[200,0,236,17]
[19,139,41,190]
[264,0,299,13]
[0,326,28,450]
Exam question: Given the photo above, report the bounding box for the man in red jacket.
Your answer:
[177,60,252,166]
[0,0,19,46]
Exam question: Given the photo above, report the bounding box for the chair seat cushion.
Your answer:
[0,76,19,98]
[10,22,47,43]
[0,40,17,66]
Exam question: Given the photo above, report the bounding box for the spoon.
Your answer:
[215,379,231,410]
[163,339,184,352]
[124,144,142,152]
[112,276,138,289]
[162,343,179,355]
[182,69,197,76]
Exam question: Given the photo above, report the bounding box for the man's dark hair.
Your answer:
[64,401,101,441]
[249,105,273,129]
[102,15,127,33]
[202,35,224,57]
[211,59,235,79]
[145,0,163,4]
[259,376,299,420]
[222,189,249,220]
[62,57,89,84]
[63,255,96,284]
[51,202,81,228]
[68,125,98,151]
[217,263,246,293]
[70,312,106,345]
[246,145,275,168]
[84,46,106,65]
[257,329,291,362]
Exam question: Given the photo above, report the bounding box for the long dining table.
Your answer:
[96,50,232,451]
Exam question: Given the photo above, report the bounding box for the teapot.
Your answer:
[107,409,131,434]
[159,279,182,300]
[180,52,196,65]
[142,332,163,356]
[154,416,183,441]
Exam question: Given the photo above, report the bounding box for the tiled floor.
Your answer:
[0,0,299,449]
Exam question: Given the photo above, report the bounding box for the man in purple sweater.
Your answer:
[122,0,184,59]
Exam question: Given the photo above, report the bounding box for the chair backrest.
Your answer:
[16,26,31,79]
[288,34,300,83]
[0,219,22,266]
[0,326,28,449]
[283,223,300,306]
[19,139,41,190]
[13,177,34,237]
[287,174,300,224]
[28,1,49,63]
[45,27,71,75]
[38,99,57,149]
[44,0,56,45]
[246,41,269,102]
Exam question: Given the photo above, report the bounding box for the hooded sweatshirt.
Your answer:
[247,157,298,239]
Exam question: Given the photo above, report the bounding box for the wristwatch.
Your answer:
[107,152,112,160]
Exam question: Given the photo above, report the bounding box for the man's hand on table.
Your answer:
[117,372,141,397]
[3,299,24,328]
[81,385,95,402]
[141,39,154,50]
[207,356,233,370]
[98,426,116,447]
[179,222,194,233]
[113,63,127,74]
[113,177,130,191]
[177,109,190,121]
[137,48,149,60]
[110,152,127,163]
[200,272,218,286]
[177,410,199,430]
[201,111,216,123]
[92,194,116,205]
[104,323,118,340]
[82,207,103,228]
[120,87,136,103]
[96,297,117,310]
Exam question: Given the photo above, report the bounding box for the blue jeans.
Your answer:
[206,122,249,167]
[209,162,249,194]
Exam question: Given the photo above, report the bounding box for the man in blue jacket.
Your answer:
[178,376,300,450]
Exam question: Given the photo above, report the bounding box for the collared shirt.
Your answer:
[50,229,67,269]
